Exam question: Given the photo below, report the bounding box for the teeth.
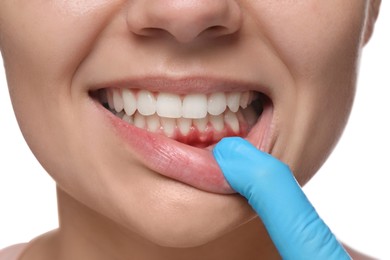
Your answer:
[210,115,224,132]
[182,94,208,119]
[161,117,175,137]
[114,108,249,139]
[122,89,137,116]
[208,92,226,116]
[106,88,254,119]
[224,110,239,133]
[138,90,156,116]
[146,114,160,132]
[104,89,259,137]
[240,91,250,109]
[113,89,124,112]
[177,118,192,135]
[134,112,146,128]
[194,116,208,132]
[156,92,182,118]
[227,92,241,112]
[107,90,115,110]
[122,113,134,124]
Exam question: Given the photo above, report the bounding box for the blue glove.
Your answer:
[213,137,350,260]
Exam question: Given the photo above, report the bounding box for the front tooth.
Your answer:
[137,90,156,116]
[227,92,241,112]
[134,112,146,128]
[224,110,239,133]
[210,115,224,132]
[146,114,160,132]
[156,93,182,118]
[161,117,175,137]
[177,118,192,135]
[240,91,250,109]
[194,116,208,132]
[182,94,207,119]
[122,89,137,116]
[113,89,124,112]
[208,92,226,116]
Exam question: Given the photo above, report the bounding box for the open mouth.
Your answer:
[89,79,273,194]
[92,88,265,148]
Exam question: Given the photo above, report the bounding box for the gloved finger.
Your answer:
[213,137,350,260]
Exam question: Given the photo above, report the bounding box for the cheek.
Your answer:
[247,2,367,184]
[0,1,123,90]
[250,1,367,79]
[0,0,125,181]
[52,0,118,16]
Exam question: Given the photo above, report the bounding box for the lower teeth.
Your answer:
[109,105,259,147]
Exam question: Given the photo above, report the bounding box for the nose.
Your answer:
[127,0,242,43]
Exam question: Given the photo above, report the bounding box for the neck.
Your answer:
[22,188,280,260]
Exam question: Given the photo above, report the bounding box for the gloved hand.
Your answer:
[213,137,350,260]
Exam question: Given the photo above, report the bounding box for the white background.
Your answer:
[1,2,389,258]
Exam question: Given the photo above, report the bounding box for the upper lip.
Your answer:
[89,76,272,96]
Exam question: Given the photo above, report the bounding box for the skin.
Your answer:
[0,0,381,259]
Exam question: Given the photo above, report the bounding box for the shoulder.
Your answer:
[0,244,28,260]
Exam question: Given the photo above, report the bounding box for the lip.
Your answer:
[91,77,275,194]
[89,76,273,97]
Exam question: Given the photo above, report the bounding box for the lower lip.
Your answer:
[98,100,274,194]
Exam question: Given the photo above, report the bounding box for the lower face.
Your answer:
[0,0,368,247]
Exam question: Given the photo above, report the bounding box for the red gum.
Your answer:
[173,123,247,148]
[116,113,249,148]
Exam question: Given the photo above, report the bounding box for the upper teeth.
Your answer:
[106,89,254,119]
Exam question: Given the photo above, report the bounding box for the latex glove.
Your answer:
[213,137,350,260]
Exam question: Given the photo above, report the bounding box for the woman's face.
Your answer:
[0,0,375,247]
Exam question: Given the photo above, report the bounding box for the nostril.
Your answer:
[135,27,168,38]
[201,25,229,37]
[133,26,235,43]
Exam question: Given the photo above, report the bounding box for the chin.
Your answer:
[53,150,257,248]
[104,169,257,248]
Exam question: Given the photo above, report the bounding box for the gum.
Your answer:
[115,110,251,148]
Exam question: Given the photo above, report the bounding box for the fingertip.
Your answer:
[213,137,268,195]
[213,137,239,161]
[214,136,244,151]
[213,137,256,157]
